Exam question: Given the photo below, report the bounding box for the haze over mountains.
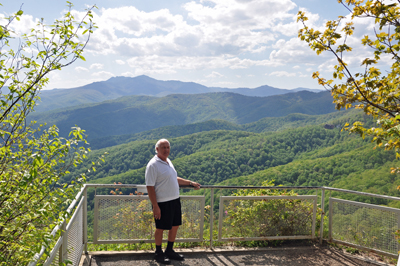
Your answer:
[35,75,323,112]
[30,90,335,141]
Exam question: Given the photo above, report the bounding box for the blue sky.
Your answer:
[1,0,376,90]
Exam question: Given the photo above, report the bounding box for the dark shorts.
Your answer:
[155,197,182,230]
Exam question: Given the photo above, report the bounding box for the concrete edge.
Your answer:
[79,253,91,266]
[340,252,394,266]
[83,245,395,266]
[86,245,319,256]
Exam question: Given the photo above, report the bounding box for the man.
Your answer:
[145,138,201,264]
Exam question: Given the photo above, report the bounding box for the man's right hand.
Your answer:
[153,205,161,220]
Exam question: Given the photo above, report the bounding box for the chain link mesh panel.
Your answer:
[219,196,317,240]
[48,249,60,266]
[178,197,203,239]
[330,198,400,255]
[41,241,60,266]
[66,203,84,266]
[94,195,204,243]
[42,198,84,266]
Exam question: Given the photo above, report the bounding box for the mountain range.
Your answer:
[34,75,322,112]
[28,74,399,207]
[29,90,335,140]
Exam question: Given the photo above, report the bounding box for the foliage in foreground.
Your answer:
[0,3,96,265]
[298,0,400,172]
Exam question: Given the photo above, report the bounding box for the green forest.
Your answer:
[61,107,399,202]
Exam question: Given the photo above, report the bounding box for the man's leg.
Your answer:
[165,225,184,260]
[155,228,164,246]
[167,226,179,242]
[154,229,171,264]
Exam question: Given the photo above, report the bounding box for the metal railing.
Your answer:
[93,195,205,244]
[330,197,400,257]
[218,195,318,242]
[29,184,400,265]
[28,186,88,266]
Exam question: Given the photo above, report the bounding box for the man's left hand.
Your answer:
[191,181,201,190]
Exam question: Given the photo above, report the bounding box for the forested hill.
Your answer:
[30,90,336,140]
[63,109,374,185]
[58,106,400,203]
[80,126,399,201]
[89,110,354,150]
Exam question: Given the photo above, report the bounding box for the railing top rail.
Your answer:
[221,195,318,200]
[196,185,321,190]
[85,184,400,201]
[322,186,400,202]
[330,197,400,213]
[85,184,321,190]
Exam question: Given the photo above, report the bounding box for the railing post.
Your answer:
[209,188,214,249]
[311,191,317,239]
[218,196,224,242]
[60,221,68,264]
[93,194,98,244]
[319,188,325,245]
[83,185,88,254]
[397,213,400,254]
[329,197,332,241]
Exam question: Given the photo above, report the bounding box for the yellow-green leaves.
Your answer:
[298,0,400,171]
[0,2,97,265]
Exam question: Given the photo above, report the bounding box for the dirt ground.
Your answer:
[85,243,396,266]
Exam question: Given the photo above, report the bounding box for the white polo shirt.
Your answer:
[145,155,180,203]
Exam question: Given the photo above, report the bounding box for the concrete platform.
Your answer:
[81,245,394,266]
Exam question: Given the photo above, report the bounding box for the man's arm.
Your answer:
[147,186,161,220]
[177,177,201,189]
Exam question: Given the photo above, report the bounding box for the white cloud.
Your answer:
[126,55,277,74]
[269,71,296,77]
[206,71,224,78]
[85,0,299,63]
[298,73,309,78]
[269,37,324,65]
[90,63,104,69]
[91,71,114,78]
[75,66,89,72]
[134,68,177,75]
[185,0,296,29]
[120,71,135,77]
[10,0,385,90]
[5,14,38,36]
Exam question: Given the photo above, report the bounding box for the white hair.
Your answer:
[155,139,170,153]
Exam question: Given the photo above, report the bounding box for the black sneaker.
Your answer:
[165,250,184,261]
[155,252,171,264]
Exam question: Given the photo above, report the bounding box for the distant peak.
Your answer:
[135,75,157,81]
[106,75,153,82]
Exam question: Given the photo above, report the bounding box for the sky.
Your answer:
[0,0,382,90]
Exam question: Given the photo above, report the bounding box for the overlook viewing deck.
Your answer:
[81,245,392,265]
[31,184,400,266]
